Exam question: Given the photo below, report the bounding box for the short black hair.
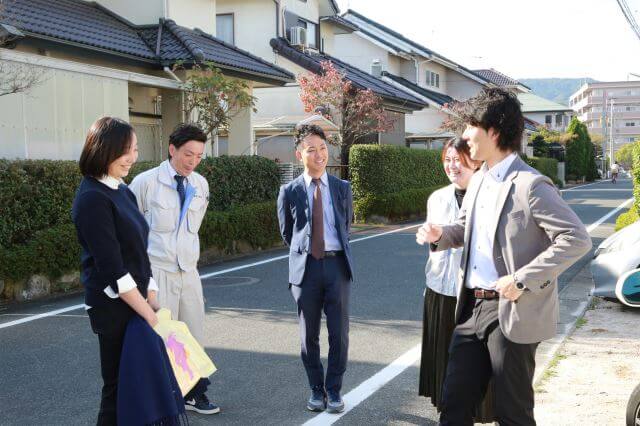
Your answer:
[168,123,207,158]
[79,117,135,178]
[460,88,524,152]
[295,124,326,149]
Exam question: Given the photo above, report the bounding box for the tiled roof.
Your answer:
[472,69,530,90]
[343,10,491,87]
[518,92,573,113]
[382,72,454,106]
[270,38,426,110]
[524,117,540,132]
[0,0,293,83]
[0,0,156,60]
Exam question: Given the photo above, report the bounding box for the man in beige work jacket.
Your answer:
[129,123,219,415]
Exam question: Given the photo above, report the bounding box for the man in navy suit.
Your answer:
[277,125,354,414]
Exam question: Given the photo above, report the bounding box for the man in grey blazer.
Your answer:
[277,125,354,414]
[418,88,591,425]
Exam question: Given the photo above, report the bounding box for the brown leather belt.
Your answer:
[473,289,500,299]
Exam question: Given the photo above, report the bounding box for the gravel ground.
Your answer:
[534,298,640,425]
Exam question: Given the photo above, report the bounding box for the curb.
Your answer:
[532,274,595,386]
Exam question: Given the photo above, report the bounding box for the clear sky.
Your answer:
[335,0,640,81]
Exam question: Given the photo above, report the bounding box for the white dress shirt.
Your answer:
[303,171,342,251]
[465,153,518,290]
[85,175,158,309]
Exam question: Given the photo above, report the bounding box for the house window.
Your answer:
[555,114,563,126]
[216,14,234,45]
[545,115,552,125]
[626,122,636,126]
[426,71,440,88]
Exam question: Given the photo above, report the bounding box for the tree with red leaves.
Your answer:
[298,61,395,175]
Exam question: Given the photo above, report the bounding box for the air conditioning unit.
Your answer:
[371,60,383,78]
[290,26,307,49]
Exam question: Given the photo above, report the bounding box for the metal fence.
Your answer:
[277,163,348,184]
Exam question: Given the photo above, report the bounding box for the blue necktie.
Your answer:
[174,175,186,209]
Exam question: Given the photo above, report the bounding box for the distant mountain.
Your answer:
[518,78,598,106]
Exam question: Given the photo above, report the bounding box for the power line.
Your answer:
[616,0,640,41]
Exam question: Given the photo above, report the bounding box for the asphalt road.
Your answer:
[0,178,633,426]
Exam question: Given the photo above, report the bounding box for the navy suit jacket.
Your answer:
[277,173,354,285]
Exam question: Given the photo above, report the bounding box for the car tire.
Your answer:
[626,382,640,426]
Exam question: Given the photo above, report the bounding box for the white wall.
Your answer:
[282,0,320,23]
[167,0,216,33]
[405,106,448,135]
[96,0,164,25]
[0,62,128,160]
[217,0,277,62]
[418,61,448,93]
[443,69,484,101]
[333,33,392,75]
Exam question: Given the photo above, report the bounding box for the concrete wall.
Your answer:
[167,0,216,33]
[0,61,128,160]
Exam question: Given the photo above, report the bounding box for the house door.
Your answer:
[132,121,163,161]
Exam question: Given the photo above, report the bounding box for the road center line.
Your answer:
[586,198,633,233]
[0,224,421,330]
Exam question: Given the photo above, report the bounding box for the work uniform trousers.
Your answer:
[152,266,206,345]
[290,255,351,393]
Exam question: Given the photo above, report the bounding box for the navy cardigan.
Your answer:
[72,177,151,307]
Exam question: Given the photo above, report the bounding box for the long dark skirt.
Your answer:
[419,287,494,423]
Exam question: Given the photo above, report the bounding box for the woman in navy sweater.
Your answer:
[72,117,160,425]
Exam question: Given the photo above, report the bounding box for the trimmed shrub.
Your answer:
[614,205,639,231]
[523,156,561,187]
[1,156,280,250]
[354,186,441,223]
[349,145,448,199]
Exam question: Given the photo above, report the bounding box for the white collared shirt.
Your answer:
[303,171,342,251]
[465,153,518,290]
[166,160,190,186]
[85,176,158,309]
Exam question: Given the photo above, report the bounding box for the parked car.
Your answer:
[623,270,640,426]
[590,219,640,303]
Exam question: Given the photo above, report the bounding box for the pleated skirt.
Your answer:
[418,287,495,423]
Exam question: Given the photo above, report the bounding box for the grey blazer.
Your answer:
[436,156,592,344]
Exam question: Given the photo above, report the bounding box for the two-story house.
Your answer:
[0,0,294,161]
[215,0,426,164]
[333,10,494,150]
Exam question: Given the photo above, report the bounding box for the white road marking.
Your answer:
[586,198,633,233]
[0,224,421,329]
[302,344,421,426]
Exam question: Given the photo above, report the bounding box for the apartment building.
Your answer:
[570,81,640,154]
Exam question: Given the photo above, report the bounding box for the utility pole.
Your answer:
[602,92,608,175]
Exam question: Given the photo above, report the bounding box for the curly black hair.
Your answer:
[459,88,524,152]
[294,124,326,148]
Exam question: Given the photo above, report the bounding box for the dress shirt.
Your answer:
[465,153,518,290]
[303,171,342,251]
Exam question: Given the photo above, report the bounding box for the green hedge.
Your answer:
[615,205,639,231]
[354,186,441,223]
[523,156,561,187]
[0,201,280,283]
[349,145,448,199]
[1,156,280,249]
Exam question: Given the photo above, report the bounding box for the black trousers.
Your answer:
[440,290,538,426]
[87,300,135,426]
[291,255,351,393]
